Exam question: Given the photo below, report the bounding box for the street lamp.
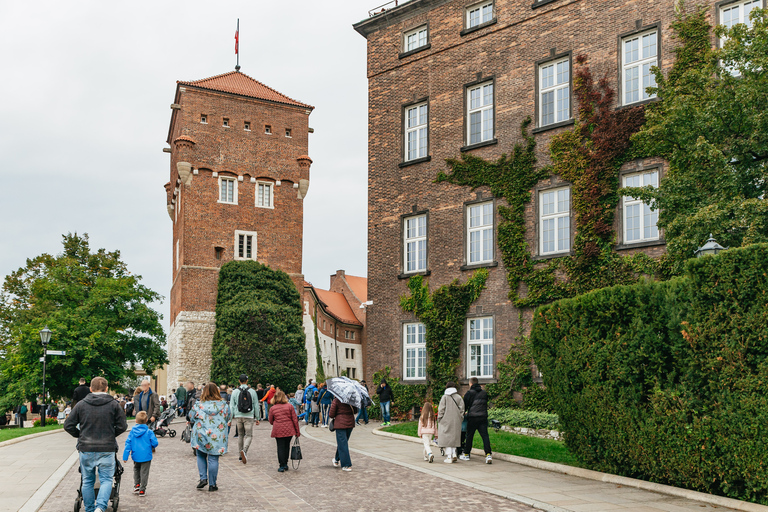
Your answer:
[39,327,52,427]
[694,234,727,258]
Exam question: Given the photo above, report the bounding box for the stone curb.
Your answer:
[18,450,79,512]
[373,428,768,512]
[0,427,69,449]
[302,425,563,512]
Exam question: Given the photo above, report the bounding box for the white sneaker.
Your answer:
[443,458,454,464]
[331,458,340,468]
[428,453,434,463]
[341,467,352,472]
[95,509,104,512]
[459,454,470,461]
[486,454,493,464]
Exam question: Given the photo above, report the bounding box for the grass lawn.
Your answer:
[382,421,581,467]
[0,424,64,443]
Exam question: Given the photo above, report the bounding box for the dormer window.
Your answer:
[200,114,207,124]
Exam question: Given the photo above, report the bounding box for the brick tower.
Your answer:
[163,70,314,393]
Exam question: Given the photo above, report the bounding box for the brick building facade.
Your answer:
[164,70,314,393]
[353,0,755,388]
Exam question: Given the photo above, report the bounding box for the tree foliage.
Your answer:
[630,6,768,275]
[209,261,306,391]
[0,233,167,410]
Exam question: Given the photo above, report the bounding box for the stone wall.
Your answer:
[166,310,216,396]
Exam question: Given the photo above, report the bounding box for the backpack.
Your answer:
[237,387,253,414]
[20,405,27,414]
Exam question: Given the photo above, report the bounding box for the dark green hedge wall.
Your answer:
[530,244,768,504]
[210,261,307,392]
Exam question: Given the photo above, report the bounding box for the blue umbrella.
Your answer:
[325,377,373,409]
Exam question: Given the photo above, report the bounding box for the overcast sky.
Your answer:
[0,1,371,331]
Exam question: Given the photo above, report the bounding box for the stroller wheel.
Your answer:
[157,430,166,437]
[74,496,82,512]
[169,430,177,438]
[112,497,119,512]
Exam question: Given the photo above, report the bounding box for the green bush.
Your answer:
[487,408,559,430]
[210,261,307,392]
[370,367,428,420]
[530,244,768,504]
[521,386,554,413]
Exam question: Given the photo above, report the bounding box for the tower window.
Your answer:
[285,128,292,138]
[265,125,272,135]
[244,121,251,131]
[218,177,237,204]
[256,182,273,208]
[200,114,207,124]
[234,230,257,260]
[214,247,224,260]
[223,118,230,128]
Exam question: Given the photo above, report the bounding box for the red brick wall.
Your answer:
[355,0,709,386]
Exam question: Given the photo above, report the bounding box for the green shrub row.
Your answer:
[530,244,768,504]
[487,408,560,430]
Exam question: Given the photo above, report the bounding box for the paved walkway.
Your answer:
[303,422,746,512]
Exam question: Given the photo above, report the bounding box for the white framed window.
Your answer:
[256,182,273,209]
[404,214,427,273]
[467,1,493,29]
[200,114,207,124]
[623,170,660,244]
[404,25,428,52]
[404,323,427,380]
[467,202,494,264]
[405,102,428,161]
[467,82,494,145]
[622,30,658,105]
[219,176,237,204]
[539,58,570,126]
[234,230,257,260]
[539,187,571,255]
[721,0,761,32]
[468,317,493,378]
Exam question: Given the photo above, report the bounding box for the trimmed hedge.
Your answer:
[210,261,307,392]
[487,408,560,430]
[530,244,768,504]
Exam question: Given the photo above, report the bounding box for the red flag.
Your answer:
[235,28,239,55]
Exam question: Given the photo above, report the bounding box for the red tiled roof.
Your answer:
[344,275,368,303]
[315,288,362,326]
[178,71,313,109]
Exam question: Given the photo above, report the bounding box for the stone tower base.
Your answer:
[166,311,216,396]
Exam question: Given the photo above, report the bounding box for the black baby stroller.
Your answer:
[152,407,176,438]
[74,454,123,512]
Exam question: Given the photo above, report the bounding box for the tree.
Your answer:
[209,260,307,392]
[630,6,768,275]
[0,233,167,410]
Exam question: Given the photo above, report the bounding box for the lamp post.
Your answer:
[39,327,52,427]
[694,234,727,258]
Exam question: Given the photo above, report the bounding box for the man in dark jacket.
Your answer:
[64,376,127,512]
[376,380,393,426]
[134,379,160,426]
[461,377,492,464]
[174,383,187,414]
[72,378,91,407]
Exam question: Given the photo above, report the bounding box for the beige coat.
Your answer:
[437,389,464,447]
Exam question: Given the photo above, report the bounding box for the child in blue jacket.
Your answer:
[122,411,158,496]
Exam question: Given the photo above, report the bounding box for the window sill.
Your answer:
[460,18,498,37]
[399,43,431,59]
[615,239,666,251]
[460,139,498,153]
[616,97,659,110]
[531,251,572,262]
[399,156,432,168]
[401,379,429,385]
[532,119,575,134]
[459,378,498,385]
[531,0,560,9]
[217,201,239,205]
[398,270,431,280]
[460,261,499,271]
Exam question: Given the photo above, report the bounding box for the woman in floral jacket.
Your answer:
[191,382,232,492]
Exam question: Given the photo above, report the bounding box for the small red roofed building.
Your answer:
[164,69,314,392]
[303,271,367,381]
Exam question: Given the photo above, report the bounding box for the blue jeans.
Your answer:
[356,406,368,424]
[380,401,391,423]
[334,428,353,468]
[79,452,115,512]
[321,404,331,425]
[196,452,219,487]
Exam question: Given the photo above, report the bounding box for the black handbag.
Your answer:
[290,437,302,470]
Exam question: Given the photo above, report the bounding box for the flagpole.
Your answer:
[235,19,240,72]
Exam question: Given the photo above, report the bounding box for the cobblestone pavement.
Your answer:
[39,421,537,512]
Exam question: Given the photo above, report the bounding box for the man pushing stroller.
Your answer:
[64,377,127,512]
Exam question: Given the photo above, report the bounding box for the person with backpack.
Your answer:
[229,374,260,465]
[18,403,28,426]
[460,377,493,464]
[303,380,317,424]
[318,383,334,427]
[175,383,187,415]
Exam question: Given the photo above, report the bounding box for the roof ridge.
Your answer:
[177,70,313,109]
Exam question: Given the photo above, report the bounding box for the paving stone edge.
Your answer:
[0,427,69,449]
[372,428,768,512]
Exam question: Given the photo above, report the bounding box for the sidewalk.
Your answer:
[303,422,760,512]
[0,430,77,512]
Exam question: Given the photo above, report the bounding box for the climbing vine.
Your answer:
[400,269,488,386]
